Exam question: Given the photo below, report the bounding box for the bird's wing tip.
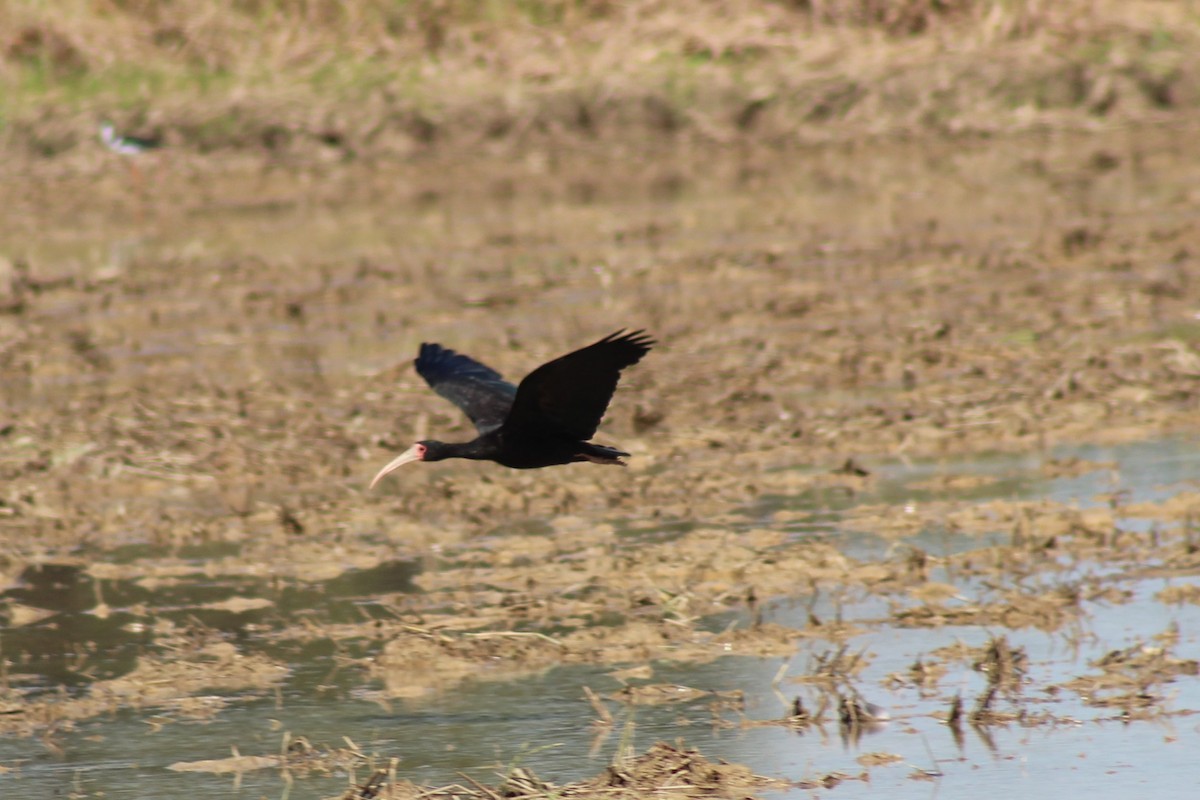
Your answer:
[416,342,463,370]
[603,328,657,349]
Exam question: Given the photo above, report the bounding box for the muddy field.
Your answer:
[2,119,1200,798]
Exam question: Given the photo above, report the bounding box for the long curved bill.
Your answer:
[369,445,424,489]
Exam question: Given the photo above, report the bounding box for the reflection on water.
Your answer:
[2,438,1199,799]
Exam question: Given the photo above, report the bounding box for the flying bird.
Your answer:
[370,329,655,487]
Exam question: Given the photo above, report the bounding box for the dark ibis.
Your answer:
[370,329,655,487]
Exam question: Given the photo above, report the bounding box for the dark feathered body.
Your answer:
[371,330,654,485]
[419,431,628,469]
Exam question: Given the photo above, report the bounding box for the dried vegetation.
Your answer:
[2,0,1199,163]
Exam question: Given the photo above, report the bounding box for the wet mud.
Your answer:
[2,121,1200,796]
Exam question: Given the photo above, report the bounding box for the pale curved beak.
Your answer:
[369,445,424,489]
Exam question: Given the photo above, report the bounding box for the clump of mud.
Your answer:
[0,633,286,737]
[336,741,787,800]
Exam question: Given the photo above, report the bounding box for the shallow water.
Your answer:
[2,437,1198,798]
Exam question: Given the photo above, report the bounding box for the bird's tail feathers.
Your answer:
[580,444,631,466]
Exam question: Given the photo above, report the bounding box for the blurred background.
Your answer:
[1,0,1196,161]
[3,2,1200,800]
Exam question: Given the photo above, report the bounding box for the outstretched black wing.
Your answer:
[414,343,517,434]
[504,330,655,441]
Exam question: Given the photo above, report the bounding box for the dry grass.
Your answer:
[1,0,1198,159]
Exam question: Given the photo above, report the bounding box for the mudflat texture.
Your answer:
[3,3,1200,798]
